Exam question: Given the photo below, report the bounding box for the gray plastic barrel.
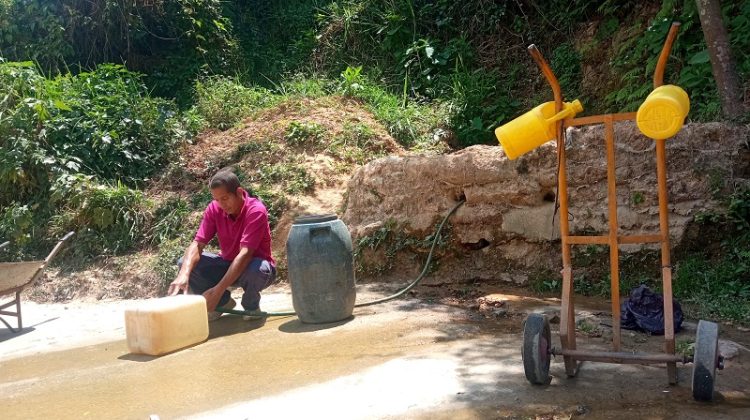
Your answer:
[286,214,356,324]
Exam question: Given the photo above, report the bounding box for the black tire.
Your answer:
[523,313,552,385]
[692,320,719,401]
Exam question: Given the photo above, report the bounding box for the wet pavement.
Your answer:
[1,285,749,419]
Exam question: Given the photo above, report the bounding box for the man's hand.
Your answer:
[168,273,190,296]
[203,287,223,312]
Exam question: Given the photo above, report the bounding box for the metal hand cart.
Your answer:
[520,22,723,401]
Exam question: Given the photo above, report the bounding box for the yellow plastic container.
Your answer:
[636,85,690,140]
[125,295,209,356]
[495,99,583,160]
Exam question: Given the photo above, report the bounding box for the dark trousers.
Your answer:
[177,252,276,311]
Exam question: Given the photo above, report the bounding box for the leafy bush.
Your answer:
[229,139,282,163]
[50,175,151,258]
[277,74,333,98]
[0,62,190,197]
[346,77,447,149]
[339,65,365,95]
[0,60,193,260]
[285,121,325,146]
[447,68,519,146]
[353,218,452,276]
[0,0,74,71]
[327,122,386,166]
[148,197,191,246]
[254,162,315,195]
[674,188,750,324]
[0,0,239,102]
[192,76,278,130]
[606,2,750,121]
[252,187,288,230]
[0,202,34,246]
[551,43,583,100]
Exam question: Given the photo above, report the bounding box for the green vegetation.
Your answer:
[674,188,750,324]
[285,121,325,146]
[328,122,387,167]
[193,76,278,130]
[576,319,601,337]
[254,162,316,195]
[529,188,750,325]
[675,338,695,358]
[605,1,750,121]
[0,61,195,261]
[4,1,747,146]
[345,75,448,150]
[353,219,452,276]
[148,197,192,246]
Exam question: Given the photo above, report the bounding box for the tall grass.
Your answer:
[193,76,280,130]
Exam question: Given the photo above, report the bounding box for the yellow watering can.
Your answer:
[636,85,690,140]
[495,99,583,160]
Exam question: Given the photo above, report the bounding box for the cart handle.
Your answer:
[527,44,563,111]
[24,231,75,286]
[653,22,681,89]
[44,231,75,263]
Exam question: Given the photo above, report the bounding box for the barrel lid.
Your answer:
[293,214,339,225]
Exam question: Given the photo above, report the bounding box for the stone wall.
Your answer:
[342,122,749,284]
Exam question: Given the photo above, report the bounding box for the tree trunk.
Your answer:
[695,0,745,119]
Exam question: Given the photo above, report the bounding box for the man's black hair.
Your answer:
[209,170,241,194]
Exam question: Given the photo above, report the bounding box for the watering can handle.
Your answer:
[654,22,681,88]
[547,100,583,124]
[548,107,573,124]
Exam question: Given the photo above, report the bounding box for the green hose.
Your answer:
[216,199,466,318]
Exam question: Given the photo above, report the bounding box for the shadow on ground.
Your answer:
[278,316,354,333]
[208,315,269,339]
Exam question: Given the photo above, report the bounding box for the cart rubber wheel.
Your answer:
[523,313,551,385]
[692,320,719,401]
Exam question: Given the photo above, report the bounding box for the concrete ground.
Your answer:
[1,284,749,419]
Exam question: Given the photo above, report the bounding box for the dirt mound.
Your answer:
[343,122,750,285]
[184,96,402,176]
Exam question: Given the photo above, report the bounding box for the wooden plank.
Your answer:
[618,235,663,244]
[566,236,608,245]
[567,112,636,127]
[605,117,622,351]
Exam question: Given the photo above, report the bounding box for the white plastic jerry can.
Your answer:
[125,295,209,356]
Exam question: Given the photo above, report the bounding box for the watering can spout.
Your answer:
[495,99,583,160]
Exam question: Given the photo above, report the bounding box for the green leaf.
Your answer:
[688,50,710,65]
[213,19,226,32]
[54,100,72,111]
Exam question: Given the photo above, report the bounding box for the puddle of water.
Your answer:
[0,314,421,419]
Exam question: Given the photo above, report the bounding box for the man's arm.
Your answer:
[202,246,254,311]
[168,240,206,295]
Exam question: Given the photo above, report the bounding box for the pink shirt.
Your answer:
[194,190,275,265]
